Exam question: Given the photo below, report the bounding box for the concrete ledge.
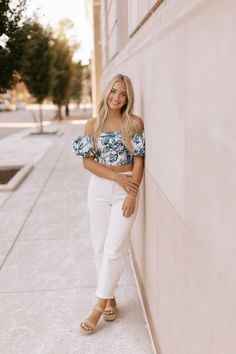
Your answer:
[0,164,33,192]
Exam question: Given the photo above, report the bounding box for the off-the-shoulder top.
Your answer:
[72,131,145,166]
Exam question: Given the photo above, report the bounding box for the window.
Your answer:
[128,0,164,36]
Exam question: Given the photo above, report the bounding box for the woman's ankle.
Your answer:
[96,298,108,309]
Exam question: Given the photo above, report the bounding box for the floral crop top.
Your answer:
[72,131,145,166]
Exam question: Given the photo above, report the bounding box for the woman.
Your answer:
[72,73,145,335]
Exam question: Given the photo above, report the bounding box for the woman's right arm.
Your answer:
[83,157,139,192]
[83,156,117,181]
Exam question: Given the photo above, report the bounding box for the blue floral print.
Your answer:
[72,131,145,166]
[72,135,95,157]
[132,132,145,157]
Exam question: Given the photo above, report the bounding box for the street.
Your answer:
[0,105,57,139]
[0,103,91,140]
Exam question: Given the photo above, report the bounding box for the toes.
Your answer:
[104,310,114,315]
[81,323,92,331]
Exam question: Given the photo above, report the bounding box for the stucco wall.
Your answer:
[100,0,236,353]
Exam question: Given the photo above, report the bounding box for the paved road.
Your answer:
[0,104,91,140]
[0,106,56,139]
[0,122,154,354]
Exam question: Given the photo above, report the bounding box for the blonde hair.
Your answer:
[93,74,139,152]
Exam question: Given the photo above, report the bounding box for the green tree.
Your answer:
[21,21,54,133]
[69,60,83,104]
[51,37,72,120]
[0,0,28,92]
[51,18,82,118]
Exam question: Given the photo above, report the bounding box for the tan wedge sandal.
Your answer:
[80,305,104,335]
[103,298,117,321]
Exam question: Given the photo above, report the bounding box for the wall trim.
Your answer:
[102,0,212,80]
[129,0,165,38]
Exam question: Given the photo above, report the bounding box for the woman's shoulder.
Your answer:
[84,117,97,135]
[131,114,144,133]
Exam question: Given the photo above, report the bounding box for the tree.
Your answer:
[51,38,72,120]
[21,21,54,133]
[51,18,81,119]
[69,60,83,104]
[0,0,28,92]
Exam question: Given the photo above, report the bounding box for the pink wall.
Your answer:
[100,0,236,353]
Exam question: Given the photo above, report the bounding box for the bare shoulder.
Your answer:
[132,114,144,133]
[84,117,97,135]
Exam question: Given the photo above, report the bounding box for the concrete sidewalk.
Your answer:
[0,121,155,354]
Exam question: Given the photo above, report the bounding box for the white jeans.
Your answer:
[87,171,139,299]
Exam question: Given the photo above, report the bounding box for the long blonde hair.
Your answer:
[93,74,139,152]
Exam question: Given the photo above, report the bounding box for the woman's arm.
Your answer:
[127,115,145,197]
[83,157,140,193]
[122,115,145,217]
[122,156,144,217]
[83,156,117,181]
[127,156,144,197]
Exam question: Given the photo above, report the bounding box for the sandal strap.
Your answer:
[94,305,105,314]
[81,318,96,330]
[104,306,116,312]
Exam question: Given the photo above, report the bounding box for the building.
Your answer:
[91,1,236,353]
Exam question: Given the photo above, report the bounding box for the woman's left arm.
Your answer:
[122,156,144,217]
[122,115,145,217]
[128,156,144,196]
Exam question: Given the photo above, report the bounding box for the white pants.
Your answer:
[87,171,139,299]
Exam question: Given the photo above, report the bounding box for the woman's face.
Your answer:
[107,81,127,111]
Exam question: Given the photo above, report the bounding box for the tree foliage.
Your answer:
[0,0,28,92]
[69,60,83,103]
[21,21,54,104]
[0,4,85,120]
[51,38,72,119]
[50,19,80,119]
[19,20,55,133]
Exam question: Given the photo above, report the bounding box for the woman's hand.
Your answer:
[114,173,129,191]
[115,174,139,193]
[122,195,136,217]
[126,179,139,194]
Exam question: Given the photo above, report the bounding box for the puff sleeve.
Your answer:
[72,135,95,157]
[131,131,145,157]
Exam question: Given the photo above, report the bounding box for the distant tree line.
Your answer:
[0,0,83,129]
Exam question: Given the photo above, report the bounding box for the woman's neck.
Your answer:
[107,110,122,120]
[103,112,123,131]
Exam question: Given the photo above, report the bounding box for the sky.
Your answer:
[25,0,92,64]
